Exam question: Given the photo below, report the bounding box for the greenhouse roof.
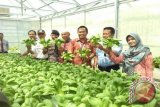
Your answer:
[0,0,138,21]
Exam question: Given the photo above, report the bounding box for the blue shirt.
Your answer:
[96,43,123,67]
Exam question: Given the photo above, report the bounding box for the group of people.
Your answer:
[0,26,153,78]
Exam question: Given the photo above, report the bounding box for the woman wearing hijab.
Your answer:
[107,33,153,78]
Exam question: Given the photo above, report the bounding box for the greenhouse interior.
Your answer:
[0,0,160,107]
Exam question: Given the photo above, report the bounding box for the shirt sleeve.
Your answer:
[112,43,123,55]
[108,51,124,64]
[144,54,153,78]
[67,40,74,53]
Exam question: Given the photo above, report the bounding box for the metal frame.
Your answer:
[0,0,139,20]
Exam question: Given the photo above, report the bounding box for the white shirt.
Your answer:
[32,41,48,59]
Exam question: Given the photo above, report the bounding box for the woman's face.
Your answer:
[127,36,137,47]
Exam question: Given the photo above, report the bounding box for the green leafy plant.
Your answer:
[39,39,52,48]
[54,38,64,48]
[0,54,159,107]
[61,52,74,63]
[23,38,36,46]
[77,48,90,59]
[153,56,160,68]
[89,34,101,45]
[103,38,121,48]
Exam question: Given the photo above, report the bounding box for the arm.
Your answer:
[112,43,123,55]
[108,51,124,64]
[22,51,29,56]
[22,45,31,56]
[144,54,153,78]
[42,47,48,54]
[67,40,74,53]
[93,56,98,68]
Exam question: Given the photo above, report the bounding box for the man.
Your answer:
[68,26,95,66]
[44,30,60,62]
[94,27,123,72]
[22,30,37,56]
[32,29,48,59]
[59,30,72,63]
[60,31,71,53]
[0,33,9,53]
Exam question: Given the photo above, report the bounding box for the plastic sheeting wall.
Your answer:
[41,0,160,57]
[0,20,39,53]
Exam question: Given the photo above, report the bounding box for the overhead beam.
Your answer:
[0,4,52,11]
[21,0,23,15]
[14,0,42,16]
[42,0,139,20]
[39,0,57,12]
[72,0,81,6]
[58,0,76,5]
[42,0,103,19]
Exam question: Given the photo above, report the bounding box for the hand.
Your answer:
[89,42,96,47]
[43,47,48,54]
[26,45,31,50]
[96,44,104,50]
[105,47,112,53]
[43,47,48,52]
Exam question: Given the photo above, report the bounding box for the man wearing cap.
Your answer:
[43,30,60,62]
[32,29,48,59]
[0,33,9,53]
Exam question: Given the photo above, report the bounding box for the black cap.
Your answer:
[51,30,60,36]
[37,29,45,34]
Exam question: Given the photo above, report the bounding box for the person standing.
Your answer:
[43,30,60,62]
[32,29,48,59]
[22,30,37,56]
[107,33,153,78]
[0,33,9,53]
[94,27,122,72]
[68,26,95,66]
[58,30,72,63]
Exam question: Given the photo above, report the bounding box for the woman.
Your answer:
[107,33,153,78]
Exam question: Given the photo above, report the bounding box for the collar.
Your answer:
[65,38,71,43]
[76,38,88,44]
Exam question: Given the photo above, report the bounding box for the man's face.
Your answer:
[103,29,113,39]
[78,28,88,39]
[0,34,3,40]
[28,31,36,40]
[51,34,58,40]
[61,32,70,41]
[38,33,45,39]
